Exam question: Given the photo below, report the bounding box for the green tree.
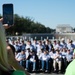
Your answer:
[0,13,55,35]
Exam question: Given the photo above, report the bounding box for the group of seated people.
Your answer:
[6,37,75,73]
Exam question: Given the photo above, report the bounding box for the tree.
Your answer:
[0,13,55,35]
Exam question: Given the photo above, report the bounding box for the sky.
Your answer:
[0,0,75,29]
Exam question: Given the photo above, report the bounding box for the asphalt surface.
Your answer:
[30,73,64,75]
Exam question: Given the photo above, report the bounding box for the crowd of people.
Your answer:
[6,37,75,74]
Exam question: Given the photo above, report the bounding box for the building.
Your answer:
[56,24,74,33]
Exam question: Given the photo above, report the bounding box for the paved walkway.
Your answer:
[30,73,64,75]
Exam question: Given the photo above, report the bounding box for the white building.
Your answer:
[56,24,74,33]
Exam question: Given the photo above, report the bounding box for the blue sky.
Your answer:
[0,0,75,29]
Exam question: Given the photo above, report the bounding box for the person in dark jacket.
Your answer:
[26,51,38,71]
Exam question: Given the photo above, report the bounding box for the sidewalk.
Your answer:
[30,73,64,75]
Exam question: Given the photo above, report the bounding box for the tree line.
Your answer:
[0,14,55,35]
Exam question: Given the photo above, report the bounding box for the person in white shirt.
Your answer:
[53,40,57,50]
[60,38,67,49]
[25,48,31,60]
[66,49,73,66]
[14,41,21,52]
[20,40,26,51]
[39,50,50,72]
[67,40,75,54]
[25,41,34,52]
[32,39,38,53]
[45,39,53,52]
[53,50,62,73]
[11,40,16,48]
[61,48,67,60]
[15,50,26,67]
[55,40,63,51]
[36,40,44,57]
